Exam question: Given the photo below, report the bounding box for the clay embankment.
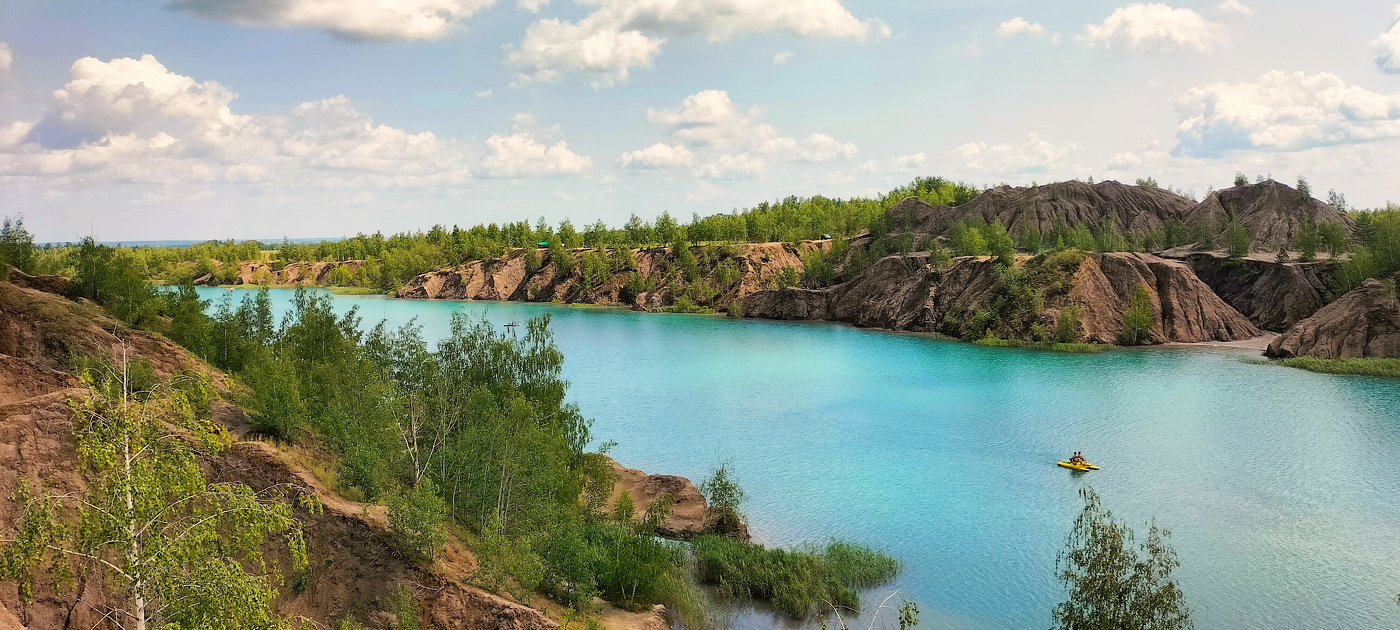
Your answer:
[0,278,558,629]
[398,242,823,311]
[1267,278,1400,360]
[192,259,366,287]
[744,252,1261,345]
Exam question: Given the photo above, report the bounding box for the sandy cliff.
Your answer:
[1266,278,1400,359]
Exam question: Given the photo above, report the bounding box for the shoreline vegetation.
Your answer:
[1243,356,1400,379]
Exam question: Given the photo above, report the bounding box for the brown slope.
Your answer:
[744,252,1262,344]
[1183,180,1356,252]
[1168,252,1338,332]
[0,280,558,630]
[1266,278,1400,359]
[886,180,1195,239]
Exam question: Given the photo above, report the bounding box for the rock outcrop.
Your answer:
[1183,180,1356,252]
[193,260,366,287]
[1266,279,1400,359]
[398,242,821,311]
[744,252,1262,345]
[604,457,748,541]
[1169,252,1337,331]
[887,180,1195,240]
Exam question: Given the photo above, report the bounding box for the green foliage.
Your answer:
[1056,305,1083,344]
[1296,176,1311,199]
[714,258,740,289]
[67,237,160,324]
[1135,177,1159,189]
[953,250,1085,342]
[1318,222,1346,257]
[801,247,837,287]
[388,480,449,562]
[0,364,306,629]
[1053,487,1192,630]
[578,249,611,294]
[611,490,636,523]
[391,584,423,630]
[1336,207,1400,294]
[1190,218,1216,251]
[691,536,900,619]
[949,219,990,256]
[773,266,800,289]
[0,216,36,273]
[1225,220,1251,259]
[549,241,576,276]
[1018,225,1044,255]
[1234,172,1249,187]
[523,246,542,275]
[1120,285,1156,346]
[242,348,306,440]
[985,221,1016,266]
[1262,357,1400,379]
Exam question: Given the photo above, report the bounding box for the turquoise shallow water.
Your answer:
[200,288,1400,629]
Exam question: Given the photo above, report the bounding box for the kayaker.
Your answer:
[1069,452,1084,464]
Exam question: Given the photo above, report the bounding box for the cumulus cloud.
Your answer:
[773,51,796,64]
[1217,0,1253,17]
[888,152,927,172]
[1173,70,1400,157]
[951,134,1078,175]
[507,0,884,86]
[640,90,857,163]
[476,89,494,99]
[167,0,498,41]
[997,18,1044,37]
[518,0,550,11]
[1078,3,1225,53]
[0,54,592,189]
[696,153,764,180]
[480,114,592,178]
[1375,6,1400,74]
[618,143,694,169]
[0,43,11,73]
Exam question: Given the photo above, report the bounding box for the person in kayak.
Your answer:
[1069,452,1085,464]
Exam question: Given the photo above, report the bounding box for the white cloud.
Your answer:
[518,0,550,12]
[168,0,499,41]
[480,115,592,178]
[507,0,884,86]
[773,51,796,64]
[1174,70,1400,157]
[640,90,857,164]
[997,17,1044,37]
[951,134,1078,175]
[1217,0,1253,17]
[696,153,764,180]
[1374,6,1400,74]
[0,54,591,189]
[888,152,927,172]
[0,43,11,73]
[618,143,694,169]
[476,89,494,99]
[1078,3,1225,53]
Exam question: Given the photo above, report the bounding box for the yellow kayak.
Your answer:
[1057,461,1099,471]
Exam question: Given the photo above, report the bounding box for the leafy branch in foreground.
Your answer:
[0,348,308,630]
[1054,487,1192,630]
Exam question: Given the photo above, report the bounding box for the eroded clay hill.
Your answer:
[1169,253,1338,332]
[886,180,1196,240]
[0,275,559,630]
[743,252,1261,345]
[1267,278,1400,360]
[1184,180,1356,251]
[192,259,366,286]
[398,242,822,309]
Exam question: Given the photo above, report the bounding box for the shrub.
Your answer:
[387,480,448,562]
[1119,285,1155,345]
[691,536,900,618]
[1055,305,1082,344]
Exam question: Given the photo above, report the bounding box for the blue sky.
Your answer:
[2,0,1399,241]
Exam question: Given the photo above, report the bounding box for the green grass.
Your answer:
[690,535,900,619]
[1245,356,1400,378]
[974,337,1109,354]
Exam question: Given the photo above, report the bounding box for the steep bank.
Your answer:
[397,242,823,310]
[192,259,366,287]
[1168,252,1337,332]
[1266,278,1400,359]
[743,251,1261,345]
[0,280,556,629]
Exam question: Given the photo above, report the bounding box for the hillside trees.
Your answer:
[0,356,307,630]
[0,216,35,273]
[1120,285,1156,346]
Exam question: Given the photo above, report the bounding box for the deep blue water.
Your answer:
[199,287,1400,630]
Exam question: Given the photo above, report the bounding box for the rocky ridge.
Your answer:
[743,252,1262,344]
[397,242,821,310]
[1266,278,1400,360]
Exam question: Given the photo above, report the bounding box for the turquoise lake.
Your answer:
[199,287,1400,629]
